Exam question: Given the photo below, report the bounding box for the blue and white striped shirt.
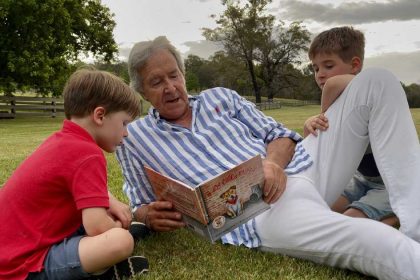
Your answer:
[116,87,312,248]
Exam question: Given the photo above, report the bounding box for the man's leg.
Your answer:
[302,68,420,240]
[256,176,420,280]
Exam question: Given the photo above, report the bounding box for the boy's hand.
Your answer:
[304,114,329,137]
[108,197,132,229]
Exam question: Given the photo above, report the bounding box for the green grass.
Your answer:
[1,107,419,280]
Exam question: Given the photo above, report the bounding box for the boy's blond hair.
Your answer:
[63,67,141,119]
[308,26,365,65]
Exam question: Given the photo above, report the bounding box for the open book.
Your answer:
[144,155,270,243]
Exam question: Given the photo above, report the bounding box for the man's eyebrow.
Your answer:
[148,74,160,81]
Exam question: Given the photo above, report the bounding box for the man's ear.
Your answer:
[92,107,106,125]
[351,56,362,74]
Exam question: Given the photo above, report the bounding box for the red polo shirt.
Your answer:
[0,120,110,279]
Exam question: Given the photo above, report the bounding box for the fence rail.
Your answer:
[278,99,320,107]
[250,99,319,109]
[255,101,282,110]
[0,96,64,119]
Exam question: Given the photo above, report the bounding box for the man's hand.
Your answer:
[136,201,185,232]
[262,160,287,204]
[303,113,329,137]
[108,193,132,229]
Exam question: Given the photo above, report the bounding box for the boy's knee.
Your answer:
[358,68,398,87]
[107,228,135,257]
[351,67,403,103]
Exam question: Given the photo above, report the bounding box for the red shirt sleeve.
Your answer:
[72,155,110,210]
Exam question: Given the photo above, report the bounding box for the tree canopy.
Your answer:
[0,0,117,96]
[203,0,310,103]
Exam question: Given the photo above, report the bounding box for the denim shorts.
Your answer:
[342,172,395,220]
[26,228,91,280]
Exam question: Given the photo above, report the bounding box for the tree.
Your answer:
[257,21,310,100]
[203,0,310,103]
[94,61,129,83]
[403,82,420,108]
[207,51,251,95]
[0,0,117,96]
[277,64,320,100]
[203,0,274,103]
[185,54,205,91]
[184,52,252,94]
[185,72,200,92]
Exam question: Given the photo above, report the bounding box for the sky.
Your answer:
[100,0,420,85]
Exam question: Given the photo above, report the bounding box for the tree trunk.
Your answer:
[246,59,261,103]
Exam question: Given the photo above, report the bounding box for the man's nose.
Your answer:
[163,79,176,93]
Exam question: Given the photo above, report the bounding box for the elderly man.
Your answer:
[116,36,420,280]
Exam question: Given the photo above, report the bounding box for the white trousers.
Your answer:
[255,68,420,280]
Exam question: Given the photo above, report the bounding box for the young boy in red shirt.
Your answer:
[0,68,148,279]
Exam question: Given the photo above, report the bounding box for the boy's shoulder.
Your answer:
[44,120,103,159]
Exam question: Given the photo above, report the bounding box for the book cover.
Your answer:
[144,155,270,242]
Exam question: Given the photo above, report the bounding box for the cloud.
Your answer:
[182,40,223,59]
[116,40,223,62]
[365,50,420,85]
[278,0,420,24]
[117,46,133,61]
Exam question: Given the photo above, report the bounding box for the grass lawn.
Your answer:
[1,106,419,280]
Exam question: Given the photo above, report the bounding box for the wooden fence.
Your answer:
[277,99,320,107]
[0,96,64,119]
[252,99,320,110]
[0,95,318,119]
[255,100,282,110]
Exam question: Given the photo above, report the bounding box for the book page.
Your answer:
[144,167,208,225]
[198,155,265,221]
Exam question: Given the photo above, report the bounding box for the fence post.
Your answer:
[11,98,16,114]
[51,99,56,118]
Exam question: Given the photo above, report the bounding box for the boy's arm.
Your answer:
[107,192,132,229]
[303,75,354,137]
[321,74,355,112]
[82,207,122,236]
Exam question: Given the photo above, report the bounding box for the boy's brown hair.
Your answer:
[308,26,365,65]
[63,67,141,119]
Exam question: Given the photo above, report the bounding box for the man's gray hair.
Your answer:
[128,36,185,96]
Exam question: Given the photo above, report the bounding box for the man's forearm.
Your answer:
[265,138,296,168]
